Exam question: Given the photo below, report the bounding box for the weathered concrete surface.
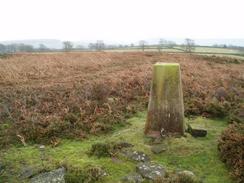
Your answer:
[145,63,184,136]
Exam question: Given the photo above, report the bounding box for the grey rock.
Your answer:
[123,150,150,162]
[178,170,195,177]
[186,124,207,137]
[20,166,37,179]
[136,162,165,181]
[121,172,144,183]
[151,144,167,154]
[30,167,65,183]
[190,129,207,137]
[177,170,197,182]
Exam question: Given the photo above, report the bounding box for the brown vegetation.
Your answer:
[0,52,243,146]
[218,123,244,183]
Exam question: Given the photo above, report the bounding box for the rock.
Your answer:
[151,144,167,154]
[121,172,144,183]
[190,129,207,137]
[20,166,37,179]
[177,170,197,182]
[186,124,207,137]
[136,162,165,181]
[30,167,65,183]
[178,170,195,177]
[122,150,150,162]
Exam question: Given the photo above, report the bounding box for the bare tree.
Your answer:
[167,41,176,48]
[97,40,105,51]
[0,44,6,53]
[139,40,146,52]
[38,44,48,52]
[63,41,73,52]
[184,38,195,53]
[88,43,95,50]
[158,39,167,52]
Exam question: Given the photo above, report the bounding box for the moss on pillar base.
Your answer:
[145,63,184,136]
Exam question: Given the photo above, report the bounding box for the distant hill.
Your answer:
[0,39,63,49]
[1,38,244,48]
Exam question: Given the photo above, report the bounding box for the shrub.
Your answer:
[205,100,230,118]
[0,52,242,146]
[88,143,112,158]
[218,123,244,183]
[64,165,105,183]
[155,171,200,183]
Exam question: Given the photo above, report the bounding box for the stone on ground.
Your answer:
[177,170,197,182]
[122,150,150,162]
[121,172,144,183]
[30,167,65,183]
[20,166,37,179]
[136,162,165,181]
[186,124,207,137]
[151,144,167,154]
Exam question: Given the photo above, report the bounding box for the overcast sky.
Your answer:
[0,0,243,42]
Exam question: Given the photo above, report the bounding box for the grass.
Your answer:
[104,46,244,59]
[0,112,234,183]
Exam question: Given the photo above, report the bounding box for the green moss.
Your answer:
[147,62,184,134]
[153,63,180,102]
[0,112,234,183]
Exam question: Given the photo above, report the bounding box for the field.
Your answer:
[0,52,243,182]
[107,46,244,60]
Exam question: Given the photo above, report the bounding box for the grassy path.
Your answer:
[0,112,234,183]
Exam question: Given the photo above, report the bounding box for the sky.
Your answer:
[0,0,244,43]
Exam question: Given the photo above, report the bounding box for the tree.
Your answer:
[95,40,105,51]
[184,38,195,53]
[88,43,95,50]
[158,39,167,52]
[0,44,6,53]
[139,40,146,52]
[63,41,73,52]
[38,44,48,51]
[167,41,176,48]
[76,45,85,50]
[6,44,17,53]
[17,44,34,52]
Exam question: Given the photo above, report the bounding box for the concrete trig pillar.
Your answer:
[145,63,184,137]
